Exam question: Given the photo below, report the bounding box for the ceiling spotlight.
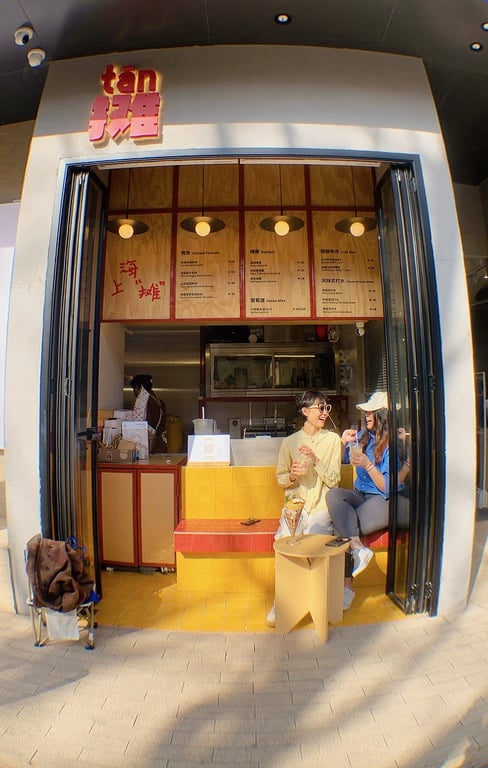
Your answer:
[470,42,483,51]
[274,13,292,24]
[14,25,33,46]
[27,48,46,67]
[482,22,488,31]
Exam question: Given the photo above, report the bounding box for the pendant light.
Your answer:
[260,165,304,236]
[106,169,148,239]
[180,166,225,237]
[335,167,376,237]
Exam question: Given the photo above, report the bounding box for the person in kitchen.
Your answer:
[266,389,351,627]
[130,374,167,453]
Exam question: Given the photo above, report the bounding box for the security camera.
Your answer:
[355,321,366,337]
[14,26,34,46]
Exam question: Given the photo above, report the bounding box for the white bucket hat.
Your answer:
[356,391,388,412]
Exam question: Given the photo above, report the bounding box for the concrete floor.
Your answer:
[1,452,488,767]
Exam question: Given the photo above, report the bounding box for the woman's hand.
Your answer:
[298,445,318,467]
[350,451,370,469]
[341,428,357,445]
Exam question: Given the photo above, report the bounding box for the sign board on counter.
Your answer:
[122,420,150,459]
[187,435,231,465]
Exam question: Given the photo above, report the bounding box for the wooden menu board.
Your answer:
[174,212,240,319]
[312,211,383,319]
[244,212,310,319]
[102,213,171,320]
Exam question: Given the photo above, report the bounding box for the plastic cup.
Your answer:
[297,457,310,475]
[349,444,363,462]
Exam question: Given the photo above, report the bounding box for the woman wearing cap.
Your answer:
[326,391,410,595]
[266,390,345,626]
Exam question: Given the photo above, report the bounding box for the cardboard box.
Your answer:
[98,447,135,463]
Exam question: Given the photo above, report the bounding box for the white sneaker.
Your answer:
[265,604,276,627]
[352,547,373,577]
[343,587,355,610]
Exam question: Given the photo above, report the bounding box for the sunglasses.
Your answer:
[308,403,332,413]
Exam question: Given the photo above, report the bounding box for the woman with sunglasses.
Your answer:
[266,390,343,626]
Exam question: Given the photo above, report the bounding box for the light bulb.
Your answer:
[118,222,134,239]
[350,220,365,237]
[274,219,290,237]
[195,220,211,237]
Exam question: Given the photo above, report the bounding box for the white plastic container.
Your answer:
[192,418,216,435]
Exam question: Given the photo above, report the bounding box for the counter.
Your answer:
[97,453,187,569]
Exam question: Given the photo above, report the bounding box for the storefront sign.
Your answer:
[88,64,162,143]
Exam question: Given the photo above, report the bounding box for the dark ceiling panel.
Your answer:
[1,0,488,184]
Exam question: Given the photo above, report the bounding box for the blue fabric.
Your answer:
[343,430,404,500]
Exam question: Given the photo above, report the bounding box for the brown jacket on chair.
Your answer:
[26,534,94,612]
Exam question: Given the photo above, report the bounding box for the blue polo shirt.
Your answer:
[343,430,404,500]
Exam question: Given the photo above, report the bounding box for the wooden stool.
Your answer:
[273,534,349,642]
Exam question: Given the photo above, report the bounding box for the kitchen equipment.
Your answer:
[234,367,248,389]
[228,418,241,439]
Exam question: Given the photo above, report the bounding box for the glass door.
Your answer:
[376,164,445,614]
[40,167,106,589]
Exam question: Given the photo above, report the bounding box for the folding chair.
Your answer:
[25,534,97,650]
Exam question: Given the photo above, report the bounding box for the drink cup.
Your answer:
[349,444,363,463]
[297,456,310,475]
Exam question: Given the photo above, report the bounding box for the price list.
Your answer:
[312,211,383,318]
[175,212,240,319]
[244,212,310,319]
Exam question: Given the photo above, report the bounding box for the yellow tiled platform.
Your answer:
[95,463,404,634]
[176,552,275,593]
[95,564,405,633]
[181,465,284,519]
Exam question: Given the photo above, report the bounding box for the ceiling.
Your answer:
[2,0,488,186]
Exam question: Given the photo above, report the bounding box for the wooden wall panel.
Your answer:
[312,211,383,319]
[102,213,172,320]
[103,164,382,323]
[108,166,174,210]
[178,164,239,208]
[309,165,374,207]
[175,211,240,319]
[244,211,310,319]
[244,165,305,207]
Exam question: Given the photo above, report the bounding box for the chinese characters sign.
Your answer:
[103,214,171,320]
[88,64,162,143]
[312,211,383,318]
[244,212,311,319]
[175,213,240,319]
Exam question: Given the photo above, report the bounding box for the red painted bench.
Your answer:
[363,529,389,548]
[174,519,279,554]
[174,519,389,554]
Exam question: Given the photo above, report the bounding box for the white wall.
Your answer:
[0,203,19,449]
[6,45,475,616]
